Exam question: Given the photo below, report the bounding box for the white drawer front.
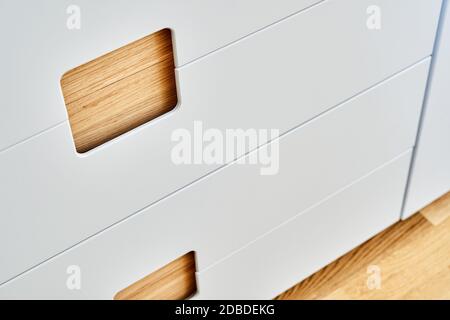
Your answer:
[195,151,412,299]
[0,60,428,295]
[0,0,440,283]
[0,0,320,151]
[1,0,441,152]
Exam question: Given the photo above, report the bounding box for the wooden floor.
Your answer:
[276,192,450,300]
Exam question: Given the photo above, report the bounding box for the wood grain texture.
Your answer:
[421,191,450,226]
[114,251,197,300]
[61,29,177,153]
[276,192,450,300]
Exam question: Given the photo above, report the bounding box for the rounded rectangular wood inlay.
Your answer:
[61,29,178,153]
[114,251,197,300]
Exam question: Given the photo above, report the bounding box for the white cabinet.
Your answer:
[403,0,450,218]
[0,0,441,286]
[0,59,429,299]
[0,0,445,299]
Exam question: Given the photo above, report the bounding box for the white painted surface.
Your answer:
[195,152,412,299]
[403,0,450,218]
[0,0,321,151]
[0,0,441,151]
[0,61,428,296]
[0,0,440,284]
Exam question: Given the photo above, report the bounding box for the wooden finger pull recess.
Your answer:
[60,28,178,153]
[114,252,197,300]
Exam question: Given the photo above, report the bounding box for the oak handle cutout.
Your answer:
[114,251,197,300]
[61,28,178,153]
